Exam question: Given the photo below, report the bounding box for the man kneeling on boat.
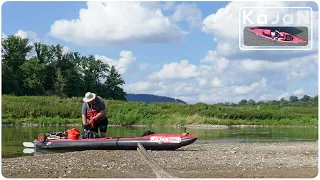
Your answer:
[82,92,108,138]
[271,30,293,41]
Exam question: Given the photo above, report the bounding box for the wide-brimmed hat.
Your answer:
[83,92,96,102]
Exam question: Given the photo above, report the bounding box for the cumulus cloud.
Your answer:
[292,88,305,96]
[49,1,189,46]
[127,48,317,103]
[148,60,199,80]
[124,80,200,102]
[125,81,153,92]
[200,50,229,73]
[15,30,39,42]
[124,1,318,104]
[277,92,290,100]
[234,78,267,95]
[170,3,202,29]
[211,77,223,87]
[2,33,7,39]
[95,50,136,75]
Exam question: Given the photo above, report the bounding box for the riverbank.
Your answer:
[2,142,317,178]
[1,123,317,129]
[2,95,318,126]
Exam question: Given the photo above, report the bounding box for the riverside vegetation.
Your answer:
[2,95,318,126]
[1,35,318,127]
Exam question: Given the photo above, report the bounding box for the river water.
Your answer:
[1,125,318,158]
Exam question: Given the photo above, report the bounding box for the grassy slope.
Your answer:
[1,95,318,126]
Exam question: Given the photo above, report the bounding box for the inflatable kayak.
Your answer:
[24,130,197,151]
[249,28,307,43]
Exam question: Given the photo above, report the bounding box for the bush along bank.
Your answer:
[2,95,318,126]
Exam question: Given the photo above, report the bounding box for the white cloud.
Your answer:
[3,30,71,59]
[140,63,150,70]
[120,1,318,104]
[259,94,275,101]
[148,60,199,80]
[2,33,7,39]
[170,3,202,29]
[234,78,267,95]
[95,50,136,75]
[11,30,40,59]
[49,1,186,46]
[277,92,290,100]
[240,54,317,81]
[134,44,316,104]
[125,81,153,92]
[211,77,222,87]
[292,88,305,96]
[15,30,39,42]
[125,80,200,101]
[62,46,70,55]
[200,50,229,73]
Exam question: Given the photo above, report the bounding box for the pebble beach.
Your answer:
[2,142,318,178]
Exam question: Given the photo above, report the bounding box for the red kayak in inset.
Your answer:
[249,28,307,43]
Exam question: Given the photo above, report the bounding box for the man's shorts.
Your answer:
[92,117,108,133]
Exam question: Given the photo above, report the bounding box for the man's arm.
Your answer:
[81,103,87,125]
[82,115,87,125]
[92,109,106,121]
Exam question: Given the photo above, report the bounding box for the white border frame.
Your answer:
[239,7,313,50]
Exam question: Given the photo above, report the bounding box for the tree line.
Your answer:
[2,35,127,100]
[215,95,318,107]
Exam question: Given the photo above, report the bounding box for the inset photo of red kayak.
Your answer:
[244,27,308,46]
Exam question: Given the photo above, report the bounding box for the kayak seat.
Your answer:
[141,130,155,137]
[284,35,293,41]
[79,130,99,139]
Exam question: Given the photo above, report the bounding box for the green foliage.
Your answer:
[235,95,318,108]
[1,35,126,100]
[2,95,318,126]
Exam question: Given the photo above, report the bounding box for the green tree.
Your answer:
[20,58,46,95]
[280,97,285,107]
[239,99,247,106]
[54,68,66,97]
[81,55,109,92]
[301,95,311,102]
[2,35,128,98]
[247,99,256,106]
[289,96,299,103]
[2,35,32,95]
[104,66,127,100]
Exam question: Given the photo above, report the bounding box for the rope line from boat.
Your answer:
[137,143,177,178]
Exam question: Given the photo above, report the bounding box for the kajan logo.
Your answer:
[241,8,311,25]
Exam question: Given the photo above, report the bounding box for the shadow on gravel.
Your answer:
[175,149,205,152]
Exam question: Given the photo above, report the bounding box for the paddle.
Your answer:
[23,142,35,148]
[23,148,35,154]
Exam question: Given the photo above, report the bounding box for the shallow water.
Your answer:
[1,125,318,158]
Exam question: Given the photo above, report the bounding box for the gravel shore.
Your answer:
[2,142,318,178]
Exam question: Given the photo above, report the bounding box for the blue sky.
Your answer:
[1,1,318,104]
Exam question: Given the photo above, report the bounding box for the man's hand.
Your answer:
[89,119,95,128]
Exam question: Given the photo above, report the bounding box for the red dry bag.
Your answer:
[67,128,80,140]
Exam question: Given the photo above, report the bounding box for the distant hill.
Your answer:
[125,94,187,104]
